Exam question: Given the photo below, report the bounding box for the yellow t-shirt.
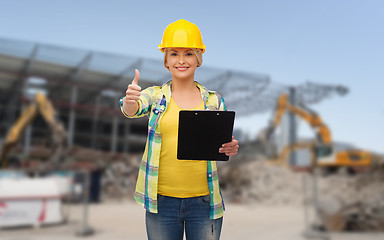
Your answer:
[158,97,209,198]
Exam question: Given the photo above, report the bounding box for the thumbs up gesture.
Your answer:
[125,69,141,104]
[123,69,141,116]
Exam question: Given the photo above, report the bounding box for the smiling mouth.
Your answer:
[175,67,189,71]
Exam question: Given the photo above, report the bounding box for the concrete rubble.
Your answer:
[217,157,384,232]
[96,153,384,232]
[218,157,304,205]
[317,169,384,231]
[16,146,384,232]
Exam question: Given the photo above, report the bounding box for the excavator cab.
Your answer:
[315,144,333,158]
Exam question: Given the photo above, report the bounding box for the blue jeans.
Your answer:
[146,195,223,240]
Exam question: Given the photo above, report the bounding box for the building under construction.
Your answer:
[0,37,352,163]
[0,37,275,157]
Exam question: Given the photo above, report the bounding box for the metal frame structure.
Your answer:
[0,37,347,155]
[0,37,270,153]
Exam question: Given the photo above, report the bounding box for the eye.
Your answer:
[170,52,178,56]
[186,52,193,56]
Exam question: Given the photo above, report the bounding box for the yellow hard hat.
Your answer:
[158,19,206,53]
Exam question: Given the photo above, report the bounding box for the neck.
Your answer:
[171,78,197,93]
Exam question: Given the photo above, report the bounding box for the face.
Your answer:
[165,48,198,81]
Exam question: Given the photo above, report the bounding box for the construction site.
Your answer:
[0,35,383,240]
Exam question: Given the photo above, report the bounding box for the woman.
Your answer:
[120,19,239,240]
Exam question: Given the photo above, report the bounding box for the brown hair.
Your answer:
[163,48,203,71]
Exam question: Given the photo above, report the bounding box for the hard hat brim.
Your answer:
[158,45,206,53]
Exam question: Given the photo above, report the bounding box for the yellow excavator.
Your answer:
[0,92,67,169]
[259,93,383,237]
[260,93,383,171]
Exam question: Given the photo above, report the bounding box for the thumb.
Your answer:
[131,69,140,85]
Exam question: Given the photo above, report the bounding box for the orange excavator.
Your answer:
[0,92,67,169]
[260,93,382,170]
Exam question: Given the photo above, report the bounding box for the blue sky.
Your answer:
[0,0,383,153]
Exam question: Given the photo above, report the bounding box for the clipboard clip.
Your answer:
[194,111,221,116]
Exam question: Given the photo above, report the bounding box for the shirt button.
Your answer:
[211,191,214,194]
[208,174,212,177]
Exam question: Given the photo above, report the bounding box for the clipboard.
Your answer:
[177,110,235,161]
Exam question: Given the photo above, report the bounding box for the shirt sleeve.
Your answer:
[119,87,154,118]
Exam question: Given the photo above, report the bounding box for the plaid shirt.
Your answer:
[119,80,226,219]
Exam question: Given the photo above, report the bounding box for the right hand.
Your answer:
[124,69,141,104]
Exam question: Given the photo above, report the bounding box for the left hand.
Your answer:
[219,136,239,157]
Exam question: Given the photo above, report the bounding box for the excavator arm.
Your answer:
[1,104,38,168]
[35,93,67,165]
[286,103,331,145]
[260,93,333,162]
[0,93,67,169]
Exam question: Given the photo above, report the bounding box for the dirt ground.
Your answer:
[1,200,384,240]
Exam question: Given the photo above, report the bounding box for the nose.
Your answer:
[178,55,185,64]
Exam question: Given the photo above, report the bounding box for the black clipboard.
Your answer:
[177,110,235,161]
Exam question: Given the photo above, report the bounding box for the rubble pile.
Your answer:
[218,158,304,204]
[218,158,384,231]
[101,155,140,201]
[19,145,141,201]
[317,169,384,231]
[17,143,384,231]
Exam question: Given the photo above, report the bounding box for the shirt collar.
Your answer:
[161,80,211,103]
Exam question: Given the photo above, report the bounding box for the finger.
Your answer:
[220,148,238,155]
[125,95,140,101]
[126,89,141,96]
[131,69,140,85]
[223,148,238,154]
[124,91,140,99]
[219,145,239,153]
[221,143,239,150]
[224,137,237,145]
[222,139,239,148]
[125,95,140,102]
[125,99,138,104]
[128,84,141,91]
[124,95,140,102]
[219,148,238,155]
[222,144,239,150]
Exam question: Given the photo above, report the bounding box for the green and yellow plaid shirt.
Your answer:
[119,80,226,219]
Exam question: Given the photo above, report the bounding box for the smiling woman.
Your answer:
[119,19,239,240]
[164,48,199,82]
[163,48,203,70]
